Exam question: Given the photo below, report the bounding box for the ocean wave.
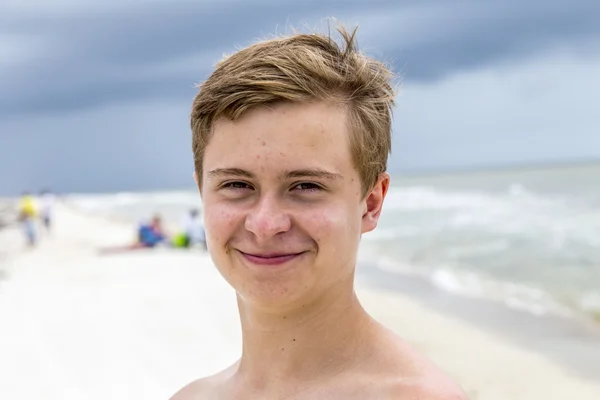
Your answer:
[68,192,144,212]
[359,249,592,322]
[580,292,600,316]
[67,191,201,213]
[382,184,562,212]
[65,187,600,324]
[378,185,600,247]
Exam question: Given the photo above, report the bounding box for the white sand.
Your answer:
[1,204,599,400]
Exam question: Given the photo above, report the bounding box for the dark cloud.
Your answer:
[375,0,600,80]
[1,0,396,116]
[1,0,599,195]
[1,0,599,117]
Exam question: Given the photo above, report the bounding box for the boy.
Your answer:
[171,23,468,399]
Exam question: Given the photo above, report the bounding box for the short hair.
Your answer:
[191,21,397,195]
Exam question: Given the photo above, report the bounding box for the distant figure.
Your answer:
[39,189,56,233]
[173,208,206,250]
[17,191,38,246]
[98,214,168,255]
[136,214,167,249]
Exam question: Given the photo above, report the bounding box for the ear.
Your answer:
[361,172,390,234]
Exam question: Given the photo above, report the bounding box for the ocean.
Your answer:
[68,162,600,324]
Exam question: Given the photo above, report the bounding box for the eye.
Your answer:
[221,181,253,190]
[292,182,323,192]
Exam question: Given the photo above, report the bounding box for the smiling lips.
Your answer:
[239,250,305,266]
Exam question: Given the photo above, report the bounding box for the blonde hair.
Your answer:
[191,22,397,195]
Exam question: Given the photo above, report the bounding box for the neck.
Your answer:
[233,276,376,388]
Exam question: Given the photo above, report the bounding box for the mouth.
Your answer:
[238,250,306,266]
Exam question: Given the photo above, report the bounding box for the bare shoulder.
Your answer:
[169,376,216,400]
[169,363,237,400]
[386,376,470,400]
[369,325,470,399]
[390,348,469,399]
[376,354,469,399]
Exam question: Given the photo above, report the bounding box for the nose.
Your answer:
[244,194,291,242]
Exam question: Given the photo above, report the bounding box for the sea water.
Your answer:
[68,163,600,323]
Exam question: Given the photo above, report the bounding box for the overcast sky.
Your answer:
[1,0,599,195]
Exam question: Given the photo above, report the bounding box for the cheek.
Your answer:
[204,203,241,244]
[306,203,357,245]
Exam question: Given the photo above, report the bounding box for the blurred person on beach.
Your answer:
[99,213,168,254]
[172,208,207,250]
[39,189,56,233]
[17,191,38,247]
[136,214,168,249]
[171,21,467,400]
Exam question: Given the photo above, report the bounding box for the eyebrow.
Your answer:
[207,168,343,181]
[207,168,255,179]
[281,169,343,181]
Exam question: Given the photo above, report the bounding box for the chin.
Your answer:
[236,282,316,311]
[230,261,319,310]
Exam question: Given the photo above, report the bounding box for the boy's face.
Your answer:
[198,101,389,308]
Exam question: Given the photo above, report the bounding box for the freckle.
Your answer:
[262,141,266,146]
[281,347,285,351]
[292,338,296,342]
[283,316,287,319]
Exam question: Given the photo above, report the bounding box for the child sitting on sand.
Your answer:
[99,214,168,255]
[136,214,167,248]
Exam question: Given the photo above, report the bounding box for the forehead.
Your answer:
[203,102,354,176]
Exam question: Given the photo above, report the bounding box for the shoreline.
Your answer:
[356,264,600,383]
[1,204,599,399]
[355,280,600,399]
[43,199,600,377]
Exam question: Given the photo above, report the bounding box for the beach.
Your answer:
[1,202,600,400]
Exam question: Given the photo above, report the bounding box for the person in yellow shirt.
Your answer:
[18,191,38,246]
